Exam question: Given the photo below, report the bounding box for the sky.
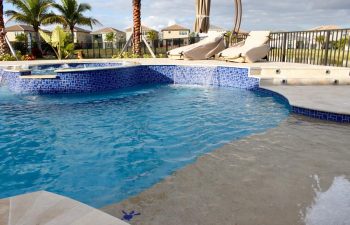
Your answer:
[3,0,350,32]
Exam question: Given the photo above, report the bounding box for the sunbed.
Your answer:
[217,31,270,63]
[167,34,225,60]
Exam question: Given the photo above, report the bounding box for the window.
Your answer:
[179,31,188,35]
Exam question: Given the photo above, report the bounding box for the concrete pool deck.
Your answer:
[263,85,350,115]
[102,115,350,225]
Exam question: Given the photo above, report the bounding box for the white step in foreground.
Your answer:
[0,191,129,225]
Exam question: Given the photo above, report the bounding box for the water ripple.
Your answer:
[0,84,289,207]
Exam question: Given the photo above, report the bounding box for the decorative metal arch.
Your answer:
[233,0,242,35]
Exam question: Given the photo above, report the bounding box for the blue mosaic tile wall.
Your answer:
[1,65,258,94]
[256,88,350,123]
[142,65,258,89]
[1,64,349,123]
[291,106,350,123]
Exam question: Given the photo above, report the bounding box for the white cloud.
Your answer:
[4,0,350,32]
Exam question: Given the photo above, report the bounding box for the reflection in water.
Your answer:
[304,176,350,225]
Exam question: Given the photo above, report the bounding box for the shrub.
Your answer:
[0,54,17,61]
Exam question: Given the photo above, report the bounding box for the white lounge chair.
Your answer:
[167,34,225,60]
[218,31,271,63]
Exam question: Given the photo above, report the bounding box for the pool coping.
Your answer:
[257,87,350,123]
[0,191,130,225]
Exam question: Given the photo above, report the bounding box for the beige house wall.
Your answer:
[6,31,36,42]
[162,30,189,40]
[126,30,153,42]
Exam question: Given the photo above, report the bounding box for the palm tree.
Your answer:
[132,0,141,56]
[51,0,100,41]
[146,30,157,47]
[5,0,56,53]
[0,0,10,55]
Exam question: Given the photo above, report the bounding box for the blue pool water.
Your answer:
[0,84,289,207]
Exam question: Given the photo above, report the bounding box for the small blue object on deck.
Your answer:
[122,210,141,221]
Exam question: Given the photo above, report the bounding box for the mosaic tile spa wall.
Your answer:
[0,65,259,94]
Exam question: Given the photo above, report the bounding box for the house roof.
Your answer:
[125,25,158,33]
[6,24,35,32]
[310,25,341,31]
[161,24,189,31]
[91,27,125,34]
[73,27,91,33]
[6,24,51,33]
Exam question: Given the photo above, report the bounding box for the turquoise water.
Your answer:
[0,84,289,207]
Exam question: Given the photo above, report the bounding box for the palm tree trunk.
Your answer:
[70,27,76,50]
[33,27,43,54]
[0,0,10,55]
[70,26,75,43]
[132,0,141,56]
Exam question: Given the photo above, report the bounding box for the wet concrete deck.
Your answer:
[263,85,350,115]
[101,115,350,225]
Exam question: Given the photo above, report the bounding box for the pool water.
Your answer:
[0,84,289,207]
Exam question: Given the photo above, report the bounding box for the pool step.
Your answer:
[260,77,350,86]
[0,191,129,225]
[256,67,350,85]
[20,75,59,79]
[260,67,350,78]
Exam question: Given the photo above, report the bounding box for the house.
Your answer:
[5,24,50,43]
[125,25,159,43]
[5,24,51,52]
[309,25,341,31]
[71,27,92,44]
[161,24,190,45]
[91,27,126,48]
[198,25,228,39]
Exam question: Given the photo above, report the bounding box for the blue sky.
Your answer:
[4,0,350,32]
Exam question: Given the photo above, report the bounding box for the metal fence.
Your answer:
[75,37,202,58]
[268,29,350,67]
[8,37,202,59]
[9,29,350,67]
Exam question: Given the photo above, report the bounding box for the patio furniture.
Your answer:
[167,34,225,60]
[217,31,270,63]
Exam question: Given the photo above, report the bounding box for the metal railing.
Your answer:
[76,37,202,58]
[8,37,202,59]
[268,29,350,67]
[9,29,350,67]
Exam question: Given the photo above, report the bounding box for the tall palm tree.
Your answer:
[52,0,100,41]
[5,0,56,53]
[132,0,141,56]
[0,0,10,55]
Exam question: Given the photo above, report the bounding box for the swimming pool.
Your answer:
[0,84,289,207]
